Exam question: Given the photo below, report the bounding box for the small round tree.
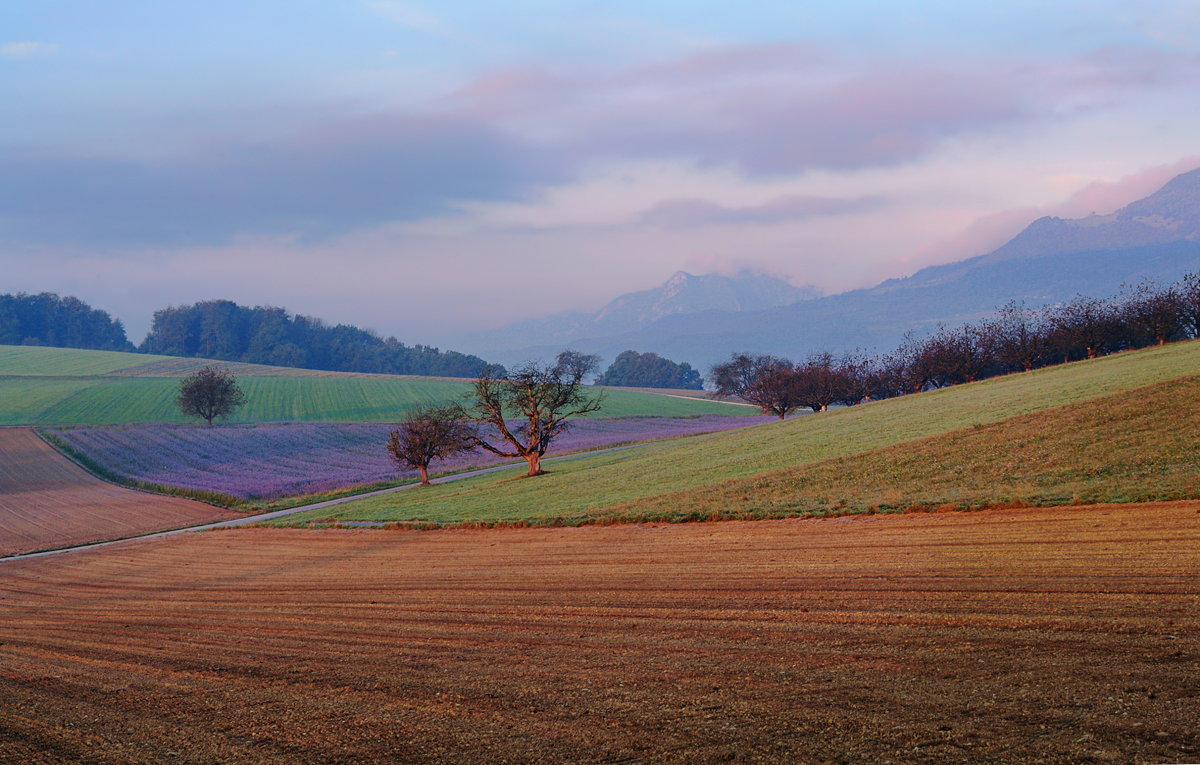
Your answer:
[177,365,247,425]
[387,406,477,485]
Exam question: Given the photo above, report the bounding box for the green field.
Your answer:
[278,340,1200,525]
[0,345,751,424]
[0,346,173,376]
[604,374,1200,520]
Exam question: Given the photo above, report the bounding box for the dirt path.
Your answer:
[0,428,240,556]
[1,501,1197,763]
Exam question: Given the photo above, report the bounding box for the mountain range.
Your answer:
[455,270,817,357]
[454,167,1200,369]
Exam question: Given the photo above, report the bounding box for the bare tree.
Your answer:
[386,406,476,485]
[794,352,851,412]
[931,324,997,384]
[1120,281,1188,347]
[836,352,879,404]
[462,351,603,477]
[991,301,1049,372]
[177,365,246,425]
[710,353,805,419]
[890,332,943,393]
[1180,272,1200,338]
[1046,295,1121,361]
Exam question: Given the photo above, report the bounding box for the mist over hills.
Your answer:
[454,270,817,355]
[469,168,1200,369]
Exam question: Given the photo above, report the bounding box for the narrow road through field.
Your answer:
[0,443,643,563]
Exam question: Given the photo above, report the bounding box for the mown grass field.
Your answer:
[0,346,175,376]
[599,375,1200,521]
[281,339,1200,525]
[0,345,750,424]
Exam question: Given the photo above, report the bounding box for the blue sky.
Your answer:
[3,1,1200,342]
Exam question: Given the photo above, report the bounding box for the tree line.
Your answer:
[0,293,495,378]
[0,293,134,352]
[713,273,1200,418]
[140,300,495,378]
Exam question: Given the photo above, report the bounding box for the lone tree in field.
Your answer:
[462,350,603,477]
[386,406,476,485]
[177,365,246,425]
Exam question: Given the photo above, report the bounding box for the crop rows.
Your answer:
[48,415,772,500]
[2,504,1196,762]
[0,428,237,556]
[1,372,751,427]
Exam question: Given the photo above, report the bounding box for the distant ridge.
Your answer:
[455,270,817,359]
[475,168,1200,368]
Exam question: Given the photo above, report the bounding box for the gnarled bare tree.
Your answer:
[462,350,603,477]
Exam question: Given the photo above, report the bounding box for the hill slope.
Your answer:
[278,339,1200,524]
[0,345,751,425]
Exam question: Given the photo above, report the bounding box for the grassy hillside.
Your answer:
[280,340,1200,525]
[0,345,751,424]
[0,346,171,376]
[597,375,1200,521]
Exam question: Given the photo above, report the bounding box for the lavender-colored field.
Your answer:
[49,416,772,500]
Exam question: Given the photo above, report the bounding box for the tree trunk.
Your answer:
[526,452,542,477]
[418,465,429,485]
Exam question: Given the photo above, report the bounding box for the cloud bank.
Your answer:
[3,6,1200,343]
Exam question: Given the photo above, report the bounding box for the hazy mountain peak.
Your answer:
[455,269,818,362]
[980,168,1200,264]
[592,270,817,330]
[460,167,1200,368]
[1119,167,1200,223]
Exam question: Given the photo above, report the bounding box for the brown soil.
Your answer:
[0,428,239,556]
[1,502,1197,763]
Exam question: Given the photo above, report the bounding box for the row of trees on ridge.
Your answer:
[143,300,493,378]
[712,274,1200,418]
[0,293,133,351]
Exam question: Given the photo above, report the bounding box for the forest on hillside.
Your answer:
[0,294,494,378]
[0,293,133,352]
[139,300,493,377]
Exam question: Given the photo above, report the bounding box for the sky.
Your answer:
[3,1,1200,344]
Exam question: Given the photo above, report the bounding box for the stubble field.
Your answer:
[0,428,239,556]
[1,501,1196,763]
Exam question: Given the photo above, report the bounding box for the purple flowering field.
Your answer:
[49,416,772,500]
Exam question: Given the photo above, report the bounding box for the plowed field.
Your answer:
[1,502,1197,763]
[0,428,239,556]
